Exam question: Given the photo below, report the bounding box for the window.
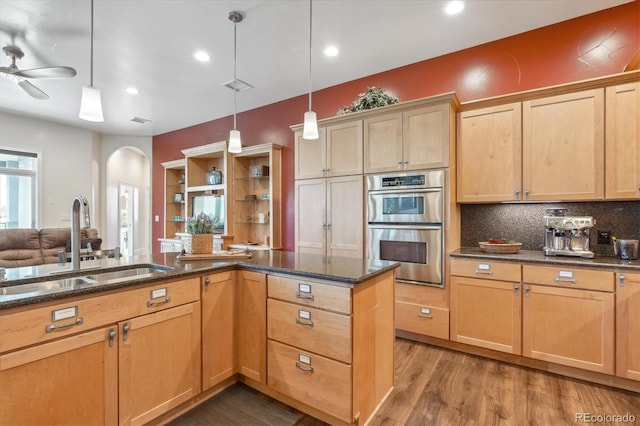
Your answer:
[0,149,37,229]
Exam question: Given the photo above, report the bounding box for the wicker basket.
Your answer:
[478,241,522,254]
[190,234,213,254]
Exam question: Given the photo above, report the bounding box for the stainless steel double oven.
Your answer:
[366,170,444,287]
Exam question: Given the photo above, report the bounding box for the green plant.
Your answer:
[186,212,218,234]
[337,87,399,116]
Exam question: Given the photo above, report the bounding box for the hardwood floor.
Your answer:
[169,338,640,426]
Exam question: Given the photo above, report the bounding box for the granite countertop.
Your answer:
[451,247,640,271]
[0,251,399,310]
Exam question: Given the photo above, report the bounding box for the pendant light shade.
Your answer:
[228,11,243,153]
[79,0,104,122]
[302,0,318,140]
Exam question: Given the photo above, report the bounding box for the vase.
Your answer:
[190,234,213,254]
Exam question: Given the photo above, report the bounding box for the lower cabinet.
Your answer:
[615,272,640,380]
[201,271,236,390]
[266,272,394,425]
[0,327,118,426]
[236,270,267,384]
[118,302,201,426]
[395,282,449,340]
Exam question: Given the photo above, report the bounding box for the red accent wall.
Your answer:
[152,1,640,253]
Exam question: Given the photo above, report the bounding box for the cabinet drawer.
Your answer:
[451,258,521,282]
[0,277,200,353]
[267,275,351,314]
[522,265,614,292]
[267,340,352,423]
[267,299,351,363]
[395,301,449,340]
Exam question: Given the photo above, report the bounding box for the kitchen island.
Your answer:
[0,251,398,426]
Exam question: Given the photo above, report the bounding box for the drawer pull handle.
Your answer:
[474,269,493,275]
[147,296,171,308]
[554,277,576,284]
[295,292,314,301]
[295,362,314,373]
[418,312,433,319]
[45,317,83,333]
[418,307,433,319]
[295,318,314,327]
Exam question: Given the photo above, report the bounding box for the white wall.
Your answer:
[0,112,152,251]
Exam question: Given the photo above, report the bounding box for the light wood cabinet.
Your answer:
[236,270,267,384]
[457,103,522,202]
[364,102,453,173]
[0,327,118,426]
[523,89,605,201]
[161,159,186,237]
[295,175,363,258]
[295,119,363,180]
[118,301,201,426]
[522,265,614,374]
[266,271,394,425]
[231,143,282,248]
[395,282,449,340]
[606,81,640,199]
[616,272,640,381]
[201,271,236,391]
[450,259,522,354]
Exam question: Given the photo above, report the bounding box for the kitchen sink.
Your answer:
[0,264,173,301]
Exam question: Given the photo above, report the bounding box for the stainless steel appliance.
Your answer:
[543,215,595,258]
[366,170,444,287]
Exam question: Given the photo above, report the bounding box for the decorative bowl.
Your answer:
[478,241,522,254]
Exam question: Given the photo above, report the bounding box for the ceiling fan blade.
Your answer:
[0,66,18,75]
[14,66,77,79]
[18,80,49,99]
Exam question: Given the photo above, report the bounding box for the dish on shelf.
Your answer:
[478,240,522,254]
[242,241,258,245]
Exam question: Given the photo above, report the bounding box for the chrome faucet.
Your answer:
[71,195,91,270]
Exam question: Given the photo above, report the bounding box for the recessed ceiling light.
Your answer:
[445,0,464,15]
[193,50,210,62]
[324,45,339,57]
[126,87,140,95]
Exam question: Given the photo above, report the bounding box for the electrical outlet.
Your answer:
[597,230,611,245]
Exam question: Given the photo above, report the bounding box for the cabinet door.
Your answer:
[295,178,327,255]
[457,103,522,202]
[236,270,267,384]
[326,120,363,177]
[364,112,403,173]
[606,82,640,199]
[523,89,605,201]
[522,285,614,374]
[0,327,118,426]
[327,176,363,258]
[450,276,522,354]
[616,272,640,381]
[202,271,235,390]
[295,128,327,180]
[403,103,450,170]
[119,302,201,426]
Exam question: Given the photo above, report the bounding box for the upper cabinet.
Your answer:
[457,103,522,203]
[522,89,604,201]
[364,99,455,173]
[605,81,640,199]
[231,143,282,249]
[457,72,640,203]
[295,120,363,180]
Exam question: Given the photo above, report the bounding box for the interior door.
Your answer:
[119,183,134,257]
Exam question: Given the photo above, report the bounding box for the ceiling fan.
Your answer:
[0,45,77,100]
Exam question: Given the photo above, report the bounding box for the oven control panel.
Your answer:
[381,174,425,187]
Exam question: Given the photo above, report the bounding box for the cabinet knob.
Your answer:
[397,161,402,170]
[515,189,520,200]
[619,274,625,287]
[204,276,210,291]
[524,189,529,200]
[514,284,520,296]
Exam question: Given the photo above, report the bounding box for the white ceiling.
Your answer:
[0,0,633,137]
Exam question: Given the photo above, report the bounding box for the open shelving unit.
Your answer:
[161,159,186,238]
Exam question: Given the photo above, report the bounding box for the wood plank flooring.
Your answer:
[169,338,640,426]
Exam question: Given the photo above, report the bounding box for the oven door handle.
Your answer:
[367,224,442,231]
[367,188,442,196]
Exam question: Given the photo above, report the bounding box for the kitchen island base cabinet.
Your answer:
[236,270,267,384]
[0,327,118,426]
[118,302,201,426]
[616,272,640,381]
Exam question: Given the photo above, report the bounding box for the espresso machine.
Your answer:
[543,215,595,258]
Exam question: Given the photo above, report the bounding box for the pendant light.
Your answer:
[302,0,319,140]
[228,11,243,154]
[79,0,104,122]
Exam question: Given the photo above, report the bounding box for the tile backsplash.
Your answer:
[460,201,640,257]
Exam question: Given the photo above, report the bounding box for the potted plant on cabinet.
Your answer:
[186,212,217,254]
